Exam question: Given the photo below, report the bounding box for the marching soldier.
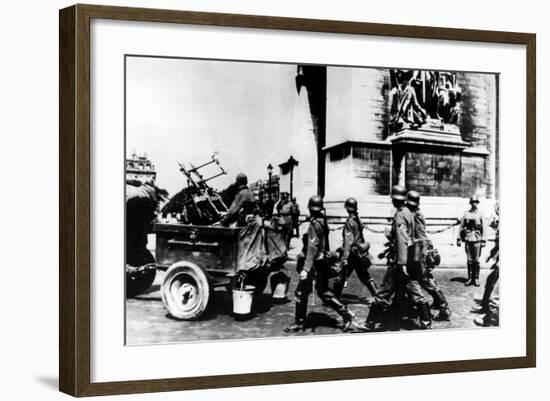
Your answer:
[406,191,451,321]
[472,232,499,326]
[284,195,355,333]
[333,197,379,299]
[472,202,499,321]
[220,173,258,227]
[457,195,487,286]
[362,185,432,331]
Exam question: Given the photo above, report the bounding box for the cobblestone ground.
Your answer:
[126,256,499,345]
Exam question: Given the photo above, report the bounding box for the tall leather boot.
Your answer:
[361,303,382,331]
[332,277,345,300]
[418,303,432,329]
[366,279,380,298]
[465,262,475,286]
[284,297,307,332]
[432,290,451,321]
[325,296,355,332]
[473,262,481,287]
[481,269,498,308]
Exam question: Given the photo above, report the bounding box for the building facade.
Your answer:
[126,152,157,184]
[278,66,498,220]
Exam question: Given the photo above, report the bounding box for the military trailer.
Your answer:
[155,222,279,320]
[156,223,239,320]
[126,154,286,319]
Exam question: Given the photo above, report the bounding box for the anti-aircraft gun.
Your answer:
[170,153,229,225]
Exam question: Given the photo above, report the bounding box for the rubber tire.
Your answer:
[161,261,211,320]
[126,269,156,298]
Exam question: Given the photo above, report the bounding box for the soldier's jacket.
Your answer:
[303,216,329,273]
[411,207,441,270]
[412,208,428,241]
[488,229,499,264]
[392,206,415,265]
[342,213,365,260]
[290,202,300,220]
[275,201,293,227]
[457,209,487,242]
[221,185,257,227]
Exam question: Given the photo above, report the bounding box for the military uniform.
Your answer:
[275,197,293,247]
[334,212,378,298]
[286,196,353,332]
[473,211,499,315]
[413,207,451,320]
[290,200,301,238]
[457,203,487,286]
[365,203,431,330]
[221,184,258,227]
[291,216,352,326]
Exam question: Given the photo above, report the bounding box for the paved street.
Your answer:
[126,246,498,345]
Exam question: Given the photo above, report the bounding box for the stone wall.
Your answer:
[324,67,498,208]
[351,145,391,195]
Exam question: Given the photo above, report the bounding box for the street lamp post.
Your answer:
[267,163,273,192]
[266,163,274,217]
[287,155,297,199]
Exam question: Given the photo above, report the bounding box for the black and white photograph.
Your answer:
[124,56,500,345]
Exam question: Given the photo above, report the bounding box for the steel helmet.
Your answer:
[307,195,324,212]
[391,185,407,201]
[344,197,358,212]
[470,194,480,204]
[236,173,248,186]
[357,241,371,254]
[406,190,420,207]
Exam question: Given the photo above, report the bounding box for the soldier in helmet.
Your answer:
[275,192,293,248]
[406,190,451,321]
[472,202,499,324]
[362,185,432,331]
[285,195,355,333]
[333,197,379,300]
[220,173,258,227]
[457,195,487,286]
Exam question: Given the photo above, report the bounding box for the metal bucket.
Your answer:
[232,285,255,315]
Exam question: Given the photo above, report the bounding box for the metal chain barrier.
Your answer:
[425,222,460,234]
[299,218,460,235]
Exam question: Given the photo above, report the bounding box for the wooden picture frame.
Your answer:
[59,3,536,397]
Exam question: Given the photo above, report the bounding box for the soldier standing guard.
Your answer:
[284,195,355,333]
[457,195,487,286]
[362,185,432,331]
[333,197,379,299]
[275,192,293,248]
[290,197,301,238]
[406,191,451,321]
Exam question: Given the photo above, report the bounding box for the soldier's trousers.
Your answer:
[294,259,349,324]
[375,265,427,305]
[333,252,378,298]
[481,265,499,309]
[419,270,449,310]
[367,264,428,325]
[465,241,483,278]
[465,241,482,262]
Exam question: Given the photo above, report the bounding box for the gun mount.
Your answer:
[173,153,229,225]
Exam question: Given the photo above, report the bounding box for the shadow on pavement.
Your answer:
[305,312,340,332]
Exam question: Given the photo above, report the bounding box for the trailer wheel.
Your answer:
[161,261,211,320]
